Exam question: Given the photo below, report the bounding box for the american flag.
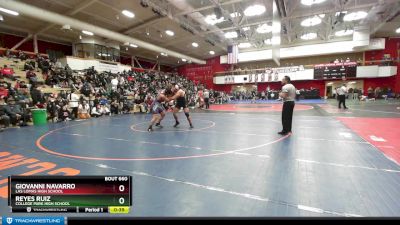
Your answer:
[227,45,238,64]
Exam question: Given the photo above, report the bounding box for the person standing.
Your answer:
[203,89,210,109]
[337,84,348,109]
[68,90,80,119]
[278,76,296,135]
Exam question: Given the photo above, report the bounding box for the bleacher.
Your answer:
[0,56,71,95]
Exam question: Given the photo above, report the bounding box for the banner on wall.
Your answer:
[314,62,357,79]
[214,65,313,84]
[224,75,235,84]
[97,61,119,73]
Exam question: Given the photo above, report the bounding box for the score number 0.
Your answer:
[118,184,126,205]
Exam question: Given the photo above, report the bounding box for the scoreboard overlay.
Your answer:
[8,176,132,214]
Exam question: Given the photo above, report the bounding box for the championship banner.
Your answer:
[314,62,357,79]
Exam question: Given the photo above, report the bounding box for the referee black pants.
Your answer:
[282,101,295,133]
[338,95,347,109]
[204,98,209,109]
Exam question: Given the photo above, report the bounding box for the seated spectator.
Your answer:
[110,98,119,115]
[81,81,93,97]
[23,60,35,71]
[1,65,15,80]
[144,95,153,113]
[3,97,30,127]
[100,104,111,116]
[18,50,27,61]
[26,69,38,84]
[0,97,11,130]
[0,84,8,99]
[58,104,71,122]
[78,100,90,119]
[91,104,103,118]
[35,101,46,109]
[16,81,29,95]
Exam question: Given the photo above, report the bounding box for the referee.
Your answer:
[337,83,348,109]
[278,76,296,135]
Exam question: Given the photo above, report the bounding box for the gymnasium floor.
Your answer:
[1,99,400,217]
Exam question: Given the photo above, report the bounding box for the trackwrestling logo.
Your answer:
[1,217,65,225]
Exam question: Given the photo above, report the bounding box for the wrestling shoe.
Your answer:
[173,121,180,127]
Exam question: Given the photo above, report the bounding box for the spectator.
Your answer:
[203,89,210,109]
[367,86,373,98]
[3,97,30,127]
[18,50,27,61]
[59,104,71,122]
[68,90,80,119]
[26,68,38,84]
[111,76,119,91]
[0,84,8,99]
[78,100,90,120]
[91,104,103,118]
[30,85,43,105]
[46,94,59,122]
[0,97,11,130]
[1,65,15,80]
[100,104,111,116]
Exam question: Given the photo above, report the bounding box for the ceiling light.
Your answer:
[238,42,252,49]
[209,51,215,55]
[224,31,238,39]
[301,32,317,40]
[165,30,174,36]
[335,29,354,36]
[192,42,199,47]
[130,44,138,48]
[82,30,94,36]
[205,14,225,25]
[396,27,400,33]
[244,5,266,17]
[343,11,367,21]
[122,10,135,18]
[182,58,187,62]
[0,15,3,21]
[230,12,241,18]
[256,24,272,33]
[301,0,326,6]
[0,7,19,16]
[242,27,250,31]
[160,52,167,56]
[79,35,82,40]
[301,16,322,27]
[264,39,272,45]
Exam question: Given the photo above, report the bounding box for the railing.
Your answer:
[0,47,49,58]
[214,59,399,77]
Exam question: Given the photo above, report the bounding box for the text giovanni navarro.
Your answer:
[15,183,76,189]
